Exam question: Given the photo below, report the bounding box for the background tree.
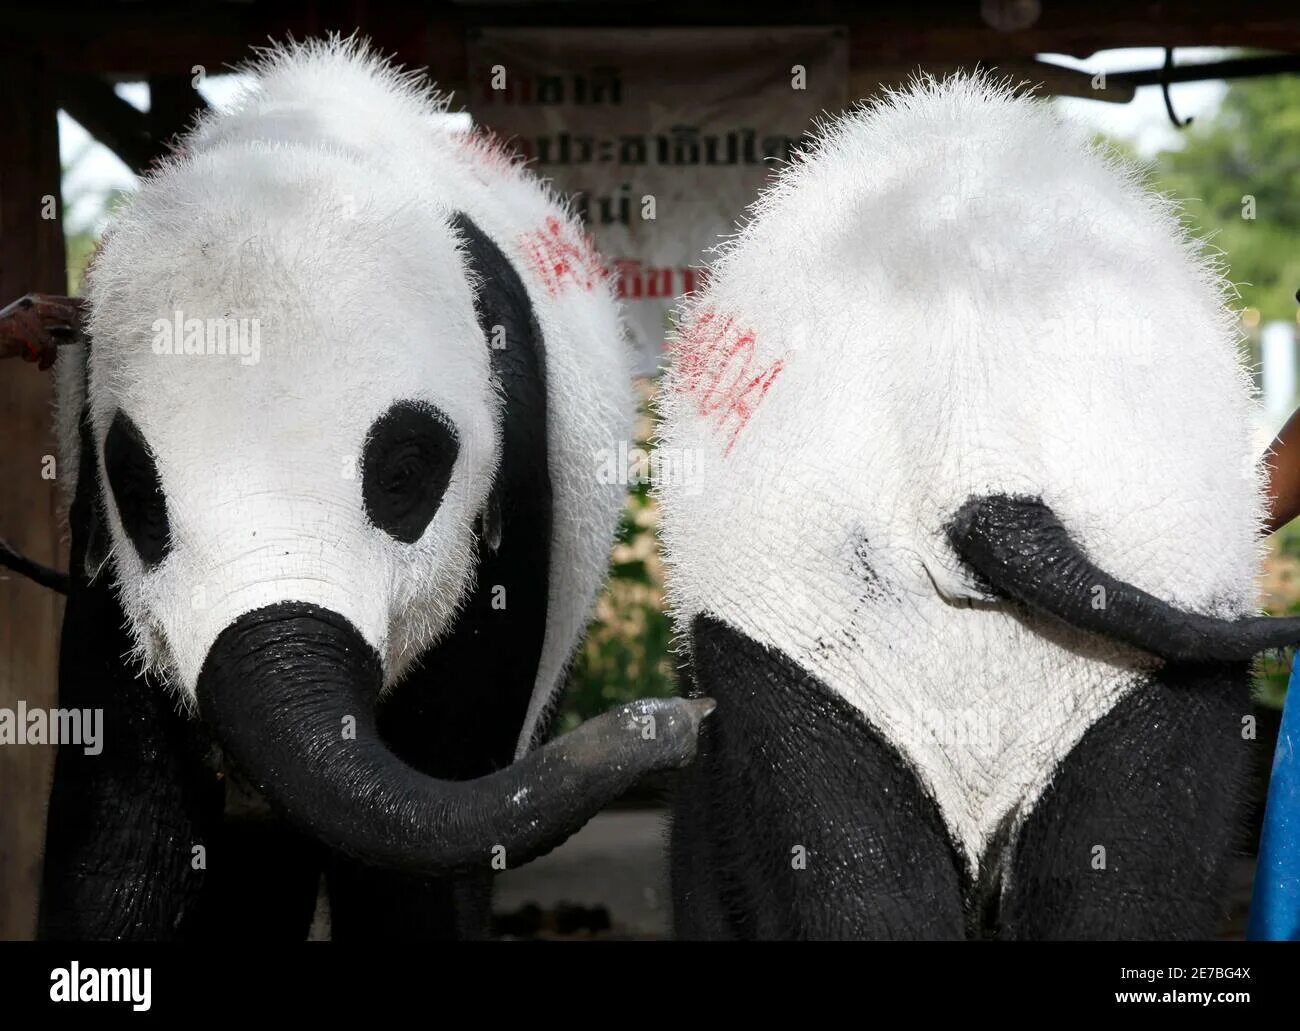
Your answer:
[1124,72,1300,705]
[1149,73,1300,323]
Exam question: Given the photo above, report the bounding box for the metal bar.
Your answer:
[1110,52,1300,88]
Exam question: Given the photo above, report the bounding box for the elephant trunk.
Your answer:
[196,602,712,874]
[948,493,1300,662]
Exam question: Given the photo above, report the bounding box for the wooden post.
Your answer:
[0,50,68,941]
[148,73,207,155]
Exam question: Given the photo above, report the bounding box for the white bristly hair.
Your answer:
[656,76,1264,864]
[63,37,632,755]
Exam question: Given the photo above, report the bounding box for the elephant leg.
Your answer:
[40,438,224,940]
[670,748,737,940]
[39,683,221,940]
[322,649,517,941]
[39,573,224,940]
[199,816,324,940]
[672,614,968,940]
[1000,663,1254,940]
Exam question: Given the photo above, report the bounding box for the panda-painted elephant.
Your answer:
[656,76,1298,940]
[27,38,710,941]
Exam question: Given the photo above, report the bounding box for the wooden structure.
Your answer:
[2,0,1299,940]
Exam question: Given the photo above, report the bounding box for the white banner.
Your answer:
[467,27,848,375]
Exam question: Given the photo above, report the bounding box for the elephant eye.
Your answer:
[104,410,172,568]
[361,400,459,543]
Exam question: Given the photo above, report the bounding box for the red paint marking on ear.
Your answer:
[520,216,605,297]
[672,308,786,455]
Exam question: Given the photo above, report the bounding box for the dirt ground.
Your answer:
[494,809,673,939]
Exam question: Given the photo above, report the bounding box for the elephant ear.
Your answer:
[54,343,108,580]
[374,211,553,777]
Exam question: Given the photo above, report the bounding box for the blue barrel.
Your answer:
[1249,662,1300,940]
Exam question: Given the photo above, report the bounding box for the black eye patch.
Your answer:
[362,401,459,543]
[103,410,171,568]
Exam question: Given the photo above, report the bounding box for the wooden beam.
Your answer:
[57,73,159,174]
[148,74,210,154]
[55,70,211,178]
[842,3,1300,63]
[0,0,456,79]
[982,58,1137,102]
[1112,51,1300,87]
[0,1,1294,79]
[0,48,67,942]
[56,71,209,177]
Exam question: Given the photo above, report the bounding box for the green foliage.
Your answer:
[555,392,677,731]
[1150,73,1300,322]
[61,134,127,295]
[1127,72,1300,709]
[65,231,99,295]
